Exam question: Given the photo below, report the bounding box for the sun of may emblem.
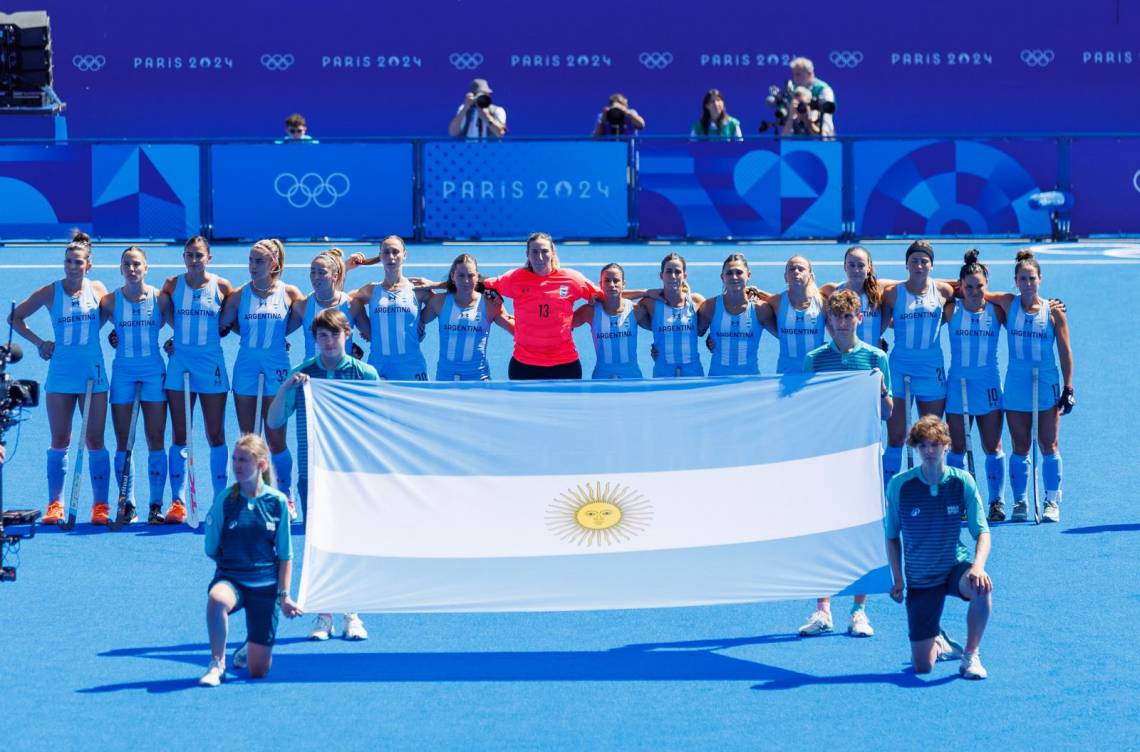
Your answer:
[545,482,653,546]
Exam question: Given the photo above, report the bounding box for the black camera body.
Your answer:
[0,343,38,432]
[758,80,835,134]
[604,106,627,126]
[474,93,493,109]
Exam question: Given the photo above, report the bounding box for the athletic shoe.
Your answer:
[42,500,64,525]
[1010,499,1028,522]
[959,650,988,680]
[988,501,1006,522]
[343,613,368,641]
[309,613,335,641]
[231,642,248,670]
[90,503,111,526]
[164,499,187,525]
[117,502,138,525]
[847,609,874,637]
[1043,491,1061,523]
[935,629,963,662]
[198,659,225,687]
[798,610,833,636]
[148,504,165,525]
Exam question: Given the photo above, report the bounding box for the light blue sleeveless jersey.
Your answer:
[776,293,825,373]
[436,293,492,381]
[708,297,762,376]
[892,280,945,354]
[1006,297,1056,368]
[590,300,640,379]
[113,287,162,361]
[367,282,424,366]
[948,301,1000,372]
[238,284,290,352]
[301,291,355,359]
[51,279,101,351]
[837,282,882,345]
[171,274,223,350]
[651,297,703,377]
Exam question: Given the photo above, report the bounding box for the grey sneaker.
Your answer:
[935,629,963,662]
[1042,491,1061,523]
[231,641,248,669]
[309,613,334,641]
[798,609,834,636]
[988,501,1006,522]
[959,650,988,680]
[1010,499,1028,522]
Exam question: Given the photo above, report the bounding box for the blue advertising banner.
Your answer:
[0,145,91,238]
[422,141,628,238]
[1069,139,1140,234]
[210,143,413,239]
[92,144,200,238]
[637,140,842,239]
[853,140,1055,237]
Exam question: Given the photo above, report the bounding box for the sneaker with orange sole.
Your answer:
[164,499,187,524]
[42,500,64,525]
[90,502,111,525]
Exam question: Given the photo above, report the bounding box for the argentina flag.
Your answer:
[296,373,891,613]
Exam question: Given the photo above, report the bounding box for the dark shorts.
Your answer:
[209,576,280,647]
[508,357,582,381]
[905,561,973,642]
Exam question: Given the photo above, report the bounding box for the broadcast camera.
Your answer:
[0,343,39,432]
[1,314,42,583]
[758,80,837,134]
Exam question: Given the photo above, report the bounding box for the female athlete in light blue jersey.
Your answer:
[636,253,705,377]
[421,254,513,381]
[159,236,235,522]
[220,239,305,504]
[699,254,774,376]
[98,247,172,525]
[297,248,357,360]
[944,250,1007,522]
[989,250,1074,523]
[768,255,825,374]
[350,235,432,380]
[10,232,112,525]
[572,263,645,379]
[881,241,956,486]
[821,246,887,349]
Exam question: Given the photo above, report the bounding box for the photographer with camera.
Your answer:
[448,78,507,140]
[593,93,645,137]
[781,85,825,137]
[789,57,835,136]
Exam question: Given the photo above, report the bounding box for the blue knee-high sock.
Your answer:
[147,450,167,505]
[113,450,135,505]
[1042,452,1063,493]
[209,443,229,496]
[46,448,68,501]
[947,451,965,470]
[1009,452,1030,500]
[984,452,1005,502]
[883,445,902,487]
[271,449,293,497]
[89,449,111,503]
[168,444,186,501]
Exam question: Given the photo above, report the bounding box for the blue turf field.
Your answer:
[1,239,1138,750]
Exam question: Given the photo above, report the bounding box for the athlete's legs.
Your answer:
[1006,411,1032,456]
[915,397,945,421]
[977,411,1003,455]
[200,392,228,447]
[911,637,940,674]
[166,388,188,446]
[46,392,79,449]
[886,395,907,447]
[1037,407,1060,456]
[245,643,273,678]
[111,402,133,451]
[947,413,967,455]
[233,394,258,435]
[957,569,992,655]
[206,582,238,663]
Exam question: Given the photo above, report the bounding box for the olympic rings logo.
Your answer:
[638,52,673,70]
[274,173,351,209]
[449,52,484,70]
[72,54,106,72]
[261,53,295,71]
[828,50,863,69]
[1020,49,1054,67]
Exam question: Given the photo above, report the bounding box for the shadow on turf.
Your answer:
[37,524,204,536]
[1062,522,1140,535]
[79,633,957,693]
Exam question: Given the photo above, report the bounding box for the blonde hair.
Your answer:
[226,433,276,499]
[251,238,286,280]
[312,247,346,291]
[907,415,951,448]
[525,232,560,272]
[786,255,819,300]
[790,56,815,74]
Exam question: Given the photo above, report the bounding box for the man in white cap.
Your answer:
[448,78,507,139]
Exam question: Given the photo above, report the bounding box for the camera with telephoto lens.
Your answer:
[0,343,38,432]
[474,93,493,109]
[604,106,627,126]
[758,80,836,134]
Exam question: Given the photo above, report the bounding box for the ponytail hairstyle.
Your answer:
[844,245,881,308]
[786,255,819,300]
[959,249,989,281]
[355,235,407,268]
[313,247,347,292]
[226,433,276,503]
[599,262,626,284]
[251,238,286,280]
[445,253,484,293]
[525,231,560,272]
[1013,249,1041,279]
[66,230,93,262]
[120,245,147,264]
[660,252,690,295]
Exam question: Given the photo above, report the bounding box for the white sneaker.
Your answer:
[198,658,224,687]
[1010,499,1028,522]
[847,609,874,637]
[959,650,988,680]
[231,642,248,669]
[935,629,963,662]
[309,613,334,641]
[798,610,834,636]
[1042,491,1061,523]
[343,613,369,641]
